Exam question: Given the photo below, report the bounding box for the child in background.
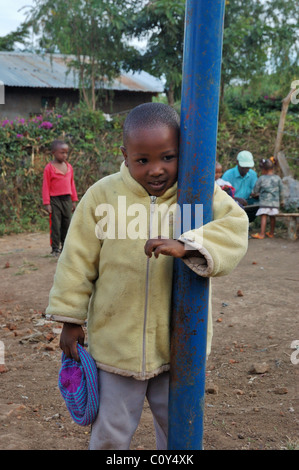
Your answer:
[45,103,248,450]
[251,158,284,239]
[215,161,235,198]
[42,140,78,256]
[215,161,247,209]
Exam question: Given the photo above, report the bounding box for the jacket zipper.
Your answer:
[142,195,157,377]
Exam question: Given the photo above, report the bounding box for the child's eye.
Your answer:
[164,155,176,161]
[137,158,148,164]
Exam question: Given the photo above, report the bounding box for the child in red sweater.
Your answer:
[42,140,78,256]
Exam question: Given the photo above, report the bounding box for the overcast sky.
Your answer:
[0,0,34,36]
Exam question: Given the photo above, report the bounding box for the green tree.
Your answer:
[221,0,269,101]
[0,24,31,51]
[125,0,185,106]
[222,0,299,100]
[127,0,299,105]
[27,0,135,110]
[264,0,299,87]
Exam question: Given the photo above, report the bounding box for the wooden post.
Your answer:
[274,89,296,176]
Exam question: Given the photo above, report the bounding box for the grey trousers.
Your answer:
[89,369,169,450]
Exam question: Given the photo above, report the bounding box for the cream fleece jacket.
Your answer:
[46,162,248,379]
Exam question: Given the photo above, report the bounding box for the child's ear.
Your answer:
[120,146,128,166]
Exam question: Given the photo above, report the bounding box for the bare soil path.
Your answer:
[0,231,298,450]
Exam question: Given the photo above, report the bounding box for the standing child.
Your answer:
[251,158,284,239]
[45,103,248,450]
[42,140,78,256]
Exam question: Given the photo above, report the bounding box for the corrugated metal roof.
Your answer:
[0,52,164,93]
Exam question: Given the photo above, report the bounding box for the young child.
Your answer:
[215,161,247,210]
[45,103,248,450]
[42,140,78,256]
[215,161,235,198]
[251,158,284,239]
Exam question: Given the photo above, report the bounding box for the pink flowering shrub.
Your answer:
[39,121,53,129]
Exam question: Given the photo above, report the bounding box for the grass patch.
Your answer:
[14,258,38,276]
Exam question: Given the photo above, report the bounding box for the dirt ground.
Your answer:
[0,228,298,451]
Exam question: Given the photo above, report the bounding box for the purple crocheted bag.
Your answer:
[58,344,99,426]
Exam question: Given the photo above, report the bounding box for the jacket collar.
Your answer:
[120,161,177,200]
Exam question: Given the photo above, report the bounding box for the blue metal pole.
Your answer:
[168,0,225,450]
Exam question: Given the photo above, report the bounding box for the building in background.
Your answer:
[0,52,164,118]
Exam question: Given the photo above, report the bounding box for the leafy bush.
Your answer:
[217,108,299,179]
[0,100,298,235]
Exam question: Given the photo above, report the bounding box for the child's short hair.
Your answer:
[51,139,68,152]
[259,158,274,170]
[123,102,180,145]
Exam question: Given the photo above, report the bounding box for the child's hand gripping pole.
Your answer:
[144,237,187,259]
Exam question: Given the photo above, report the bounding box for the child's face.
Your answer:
[215,164,222,180]
[121,125,179,197]
[53,144,68,163]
